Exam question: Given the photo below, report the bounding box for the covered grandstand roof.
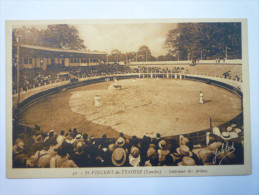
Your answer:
[13,43,107,58]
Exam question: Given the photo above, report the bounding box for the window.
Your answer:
[24,58,33,64]
[24,58,29,64]
[51,58,55,64]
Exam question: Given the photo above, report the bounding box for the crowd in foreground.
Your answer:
[13,123,244,168]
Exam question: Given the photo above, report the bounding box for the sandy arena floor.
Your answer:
[20,78,241,138]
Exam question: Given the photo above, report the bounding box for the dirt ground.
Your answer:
[20,78,241,138]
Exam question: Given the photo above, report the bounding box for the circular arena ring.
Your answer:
[13,73,243,143]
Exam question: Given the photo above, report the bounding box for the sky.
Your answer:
[14,23,177,57]
[75,23,177,57]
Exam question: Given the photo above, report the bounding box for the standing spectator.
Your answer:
[56,130,66,147]
[157,140,170,165]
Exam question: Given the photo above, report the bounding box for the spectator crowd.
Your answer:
[13,122,244,168]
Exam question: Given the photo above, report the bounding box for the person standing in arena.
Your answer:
[94,95,101,107]
[199,91,204,104]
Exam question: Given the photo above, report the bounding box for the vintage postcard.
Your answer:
[6,19,251,178]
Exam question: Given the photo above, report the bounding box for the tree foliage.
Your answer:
[13,24,86,50]
[164,23,242,60]
[137,45,156,61]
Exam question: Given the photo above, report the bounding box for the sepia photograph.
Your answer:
[6,19,251,178]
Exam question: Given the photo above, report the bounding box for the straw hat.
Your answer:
[112,148,126,166]
[229,132,239,139]
[234,128,242,134]
[226,126,233,132]
[158,140,167,149]
[180,136,189,145]
[75,134,82,140]
[221,132,231,140]
[116,137,125,147]
[177,156,195,166]
[231,124,237,128]
[176,145,193,156]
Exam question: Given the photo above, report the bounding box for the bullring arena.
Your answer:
[11,61,245,167]
[19,77,241,138]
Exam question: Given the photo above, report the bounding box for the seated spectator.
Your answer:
[129,147,141,167]
[130,135,139,148]
[172,145,197,164]
[152,133,161,148]
[73,134,84,148]
[98,134,109,150]
[70,128,78,138]
[50,148,78,168]
[13,139,24,153]
[70,142,89,167]
[195,147,214,165]
[31,133,44,155]
[44,130,57,146]
[30,142,53,168]
[179,135,193,151]
[13,140,27,168]
[119,132,125,141]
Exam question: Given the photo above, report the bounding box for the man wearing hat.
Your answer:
[112,148,127,167]
[115,137,126,148]
[199,91,204,104]
[56,130,66,148]
[94,95,101,107]
[50,148,78,168]
[13,140,27,168]
[31,133,44,154]
[172,144,200,165]
[129,147,141,167]
[157,140,170,165]
[144,146,159,166]
[30,142,53,168]
[70,142,89,167]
